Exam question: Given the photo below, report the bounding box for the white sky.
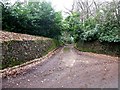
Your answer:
[47,0,74,11]
[46,0,74,17]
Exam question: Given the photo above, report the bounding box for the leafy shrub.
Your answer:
[1,1,63,39]
[79,25,99,41]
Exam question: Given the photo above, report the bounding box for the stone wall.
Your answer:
[76,41,120,57]
[1,31,59,69]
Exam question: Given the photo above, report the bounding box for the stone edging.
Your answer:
[1,47,62,78]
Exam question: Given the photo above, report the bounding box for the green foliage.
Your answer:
[68,1,120,43]
[98,11,120,42]
[60,31,74,44]
[65,12,80,31]
[79,28,98,41]
[78,18,99,41]
[62,12,82,43]
[1,0,120,43]
[1,1,63,39]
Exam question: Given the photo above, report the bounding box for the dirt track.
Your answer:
[2,45,118,88]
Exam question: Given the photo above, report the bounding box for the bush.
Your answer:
[1,1,63,39]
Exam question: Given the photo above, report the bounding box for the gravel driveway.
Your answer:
[2,45,118,88]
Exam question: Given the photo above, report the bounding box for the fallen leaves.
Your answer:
[0,31,49,42]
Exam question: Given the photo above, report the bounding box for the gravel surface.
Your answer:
[2,45,118,88]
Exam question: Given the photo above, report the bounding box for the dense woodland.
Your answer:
[1,0,120,49]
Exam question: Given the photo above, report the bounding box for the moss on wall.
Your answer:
[76,41,120,57]
[2,39,59,69]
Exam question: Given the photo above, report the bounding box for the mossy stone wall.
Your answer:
[2,39,58,69]
[76,41,120,57]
